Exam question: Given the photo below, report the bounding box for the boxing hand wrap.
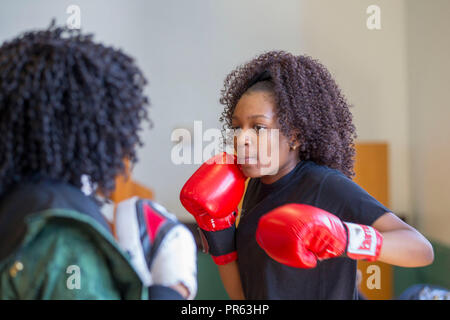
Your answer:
[115,196,197,299]
[197,211,238,265]
[180,152,246,265]
[342,222,383,261]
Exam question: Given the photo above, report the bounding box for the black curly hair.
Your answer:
[220,51,357,178]
[0,21,151,198]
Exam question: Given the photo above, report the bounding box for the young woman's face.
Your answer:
[231,91,299,182]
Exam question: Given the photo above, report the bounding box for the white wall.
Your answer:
[139,0,413,224]
[2,1,447,245]
[0,0,304,221]
[406,0,450,245]
[132,0,305,221]
[297,0,411,220]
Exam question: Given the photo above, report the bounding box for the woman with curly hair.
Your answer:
[216,51,434,299]
[0,23,196,300]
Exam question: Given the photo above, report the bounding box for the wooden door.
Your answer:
[353,142,393,300]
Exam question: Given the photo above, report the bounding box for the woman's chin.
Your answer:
[239,160,279,178]
[239,163,263,178]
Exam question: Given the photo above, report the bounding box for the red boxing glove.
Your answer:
[180,152,246,265]
[256,204,383,268]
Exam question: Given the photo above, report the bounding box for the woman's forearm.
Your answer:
[377,228,434,267]
[371,212,434,267]
[218,261,245,300]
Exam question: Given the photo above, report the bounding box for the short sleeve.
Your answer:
[316,172,390,226]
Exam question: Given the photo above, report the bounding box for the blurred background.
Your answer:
[0,0,448,299]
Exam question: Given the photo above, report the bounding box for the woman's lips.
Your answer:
[237,157,258,164]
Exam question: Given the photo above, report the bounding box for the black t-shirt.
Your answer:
[236,160,390,300]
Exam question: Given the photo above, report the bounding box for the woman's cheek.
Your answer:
[257,130,280,171]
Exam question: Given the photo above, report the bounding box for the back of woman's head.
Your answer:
[0,21,151,197]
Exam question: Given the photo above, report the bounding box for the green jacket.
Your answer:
[0,179,179,300]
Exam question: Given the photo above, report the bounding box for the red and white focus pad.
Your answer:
[343,222,383,261]
[115,196,197,299]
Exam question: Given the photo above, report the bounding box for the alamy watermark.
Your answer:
[366,5,381,30]
[66,265,81,290]
[66,5,81,30]
[171,121,280,175]
[357,264,382,291]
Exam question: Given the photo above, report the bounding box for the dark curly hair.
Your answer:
[0,21,150,198]
[219,51,357,178]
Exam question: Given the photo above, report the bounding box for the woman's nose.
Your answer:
[235,128,256,147]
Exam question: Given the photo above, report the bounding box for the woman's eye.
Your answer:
[254,125,267,132]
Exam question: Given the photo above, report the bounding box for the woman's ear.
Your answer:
[289,143,300,151]
[288,130,301,151]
